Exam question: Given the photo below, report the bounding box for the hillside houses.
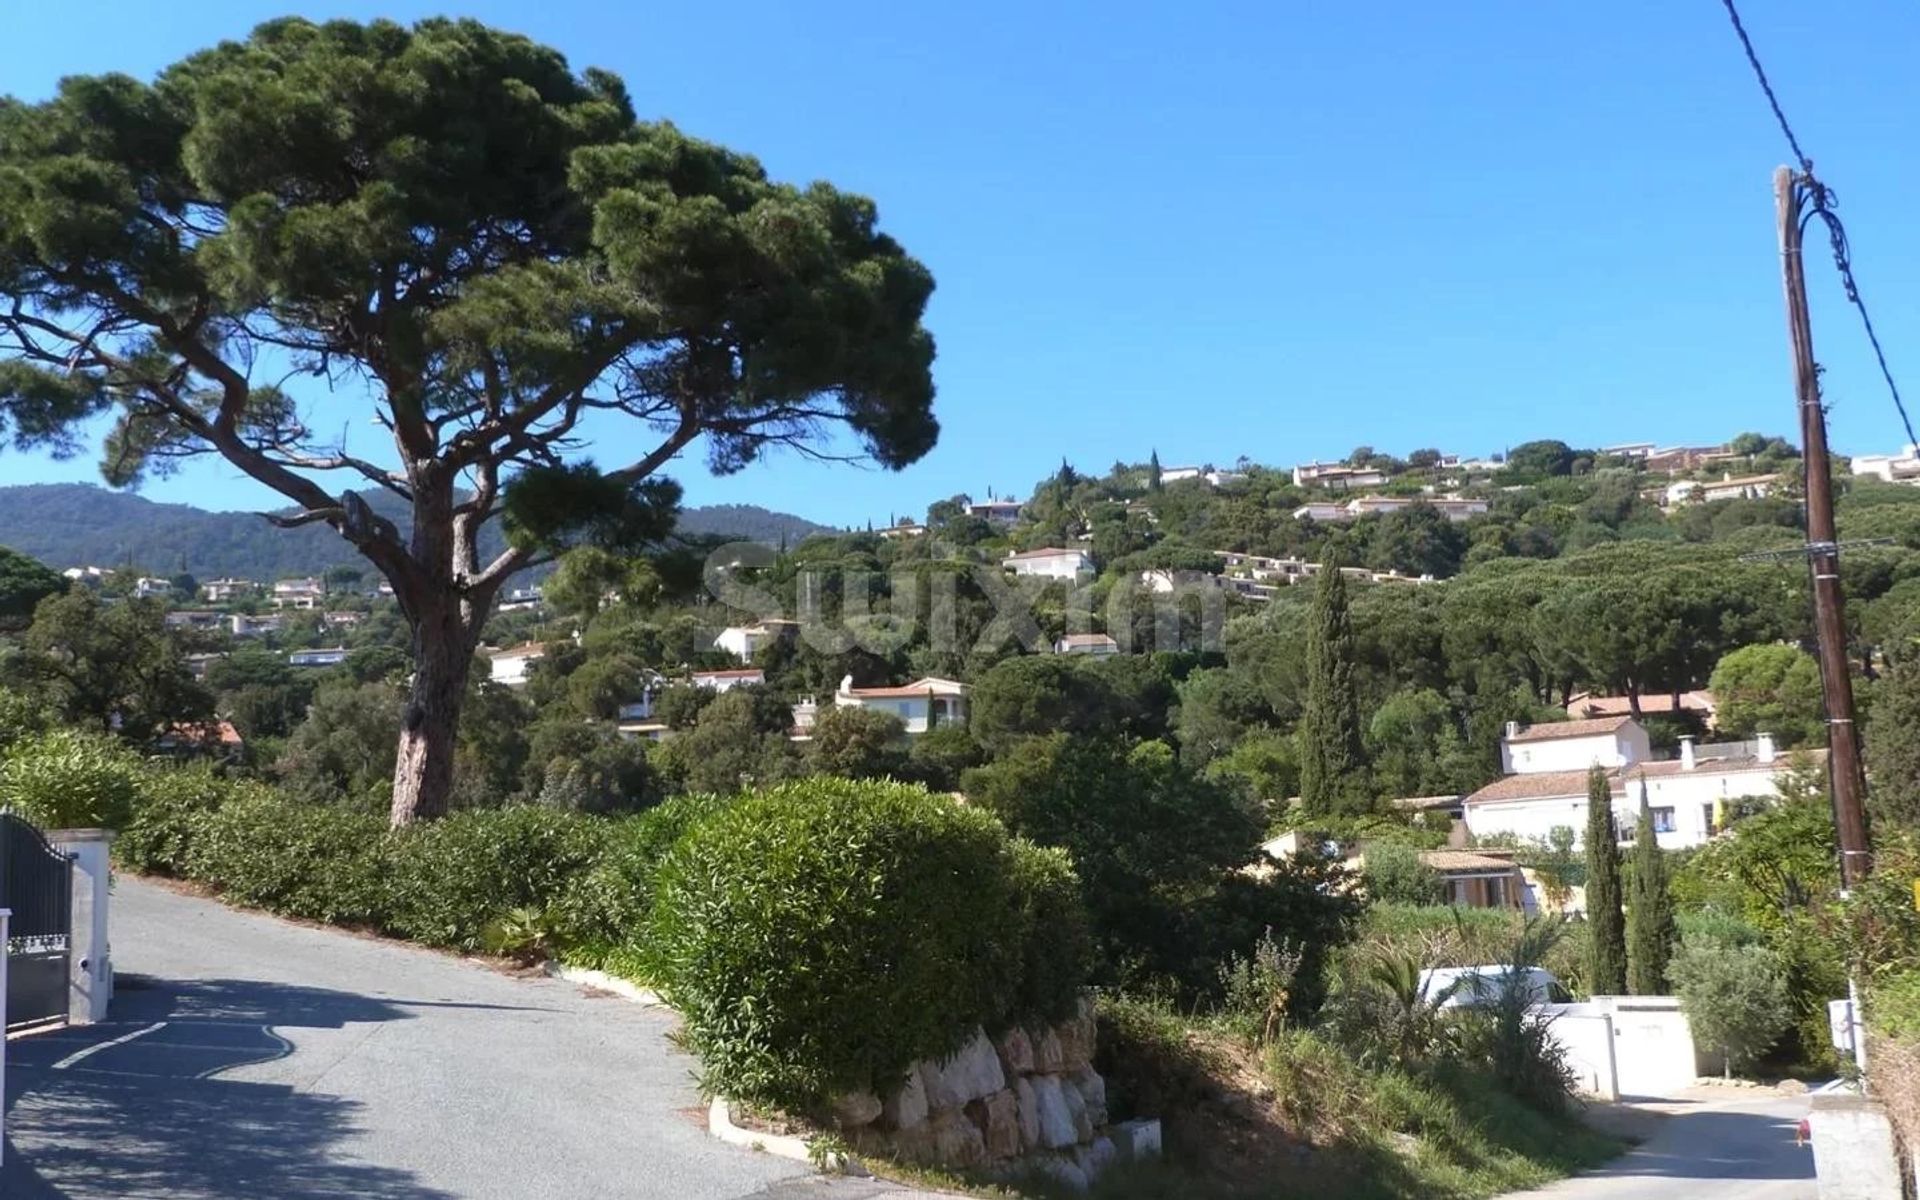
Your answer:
[713,620,797,663]
[833,675,968,734]
[1465,716,1813,850]
[487,642,547,687]
[1292,462,1388,490]
[1851,443,1920,486]
[1005,547,1093,580]
[1666,472,1782,507]
[1291,495,1488,524]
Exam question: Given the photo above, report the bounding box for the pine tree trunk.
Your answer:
[388,584,475,826]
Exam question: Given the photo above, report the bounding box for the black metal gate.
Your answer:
[1,811,73,1029]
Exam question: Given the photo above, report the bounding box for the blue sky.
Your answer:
[5,0,1919,527]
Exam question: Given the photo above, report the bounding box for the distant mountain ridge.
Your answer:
[0,484,830,577]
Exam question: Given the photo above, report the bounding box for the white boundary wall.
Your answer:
[2,907,11,1167]
[1539,995,1712,1100]
[1536,1007,1619,1100]
[50,829,113,1025]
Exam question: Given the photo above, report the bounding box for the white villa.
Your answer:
[272,577,326,609]
[1852,444,1920,486]
[1465,716,1813,850]
[1054,633,1120,657]
[228,613,283,638]
[1005,547,1093,581]
[487,642,547,687]
[1670,473,1783,507]
[1292,462,1388,490]
[132,575,173,599]
[1160,466,1247,488]
[690,667,765,692]
[288,647,349,668]
[1292,495,1488,524]
[201,577,257,603]
[712,620,796,663]
[832,675,968,734]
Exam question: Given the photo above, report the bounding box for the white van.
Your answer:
[1417,966,1570,1009]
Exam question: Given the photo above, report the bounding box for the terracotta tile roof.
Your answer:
[1006,547,1087,560]
[692,667,765,679]
[1419,851,1521,873]
[1505,715,1635,744]
[1464,769,1598,804]
[1058,634,1117,647]
[843,676,967,698]
[1389,794,1464,812]
[1567,691,1716,720]
[489,642,548,659]
[1706,472,1782,489]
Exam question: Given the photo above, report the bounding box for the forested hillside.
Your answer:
[0,484,829,577]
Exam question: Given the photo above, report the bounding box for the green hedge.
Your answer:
[386,806,610,950]
[0,729,143,830]
[550,792,738,966]
[647,777,1090,1110]
[117,764,277,875]
[186,797,392,925]
[100,762,1091,1115]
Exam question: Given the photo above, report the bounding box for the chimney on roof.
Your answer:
[1680,735,1696,771]
[838,674,855,696]
[1504,721,1521,741]
[1757,732,1776,764]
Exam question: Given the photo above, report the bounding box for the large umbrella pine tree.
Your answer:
[0,18,938,823]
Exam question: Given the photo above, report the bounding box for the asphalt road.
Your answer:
[2,877,939,1199]
[1505,1089,1816,1200]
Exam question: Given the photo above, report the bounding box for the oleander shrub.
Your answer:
[648,778,1084,1110]
[1006,840,1094,1024]
[386,805,609,950]
[0,728,143,830]
[184,796,392,925]
[116,764,271,876]
[550,791,737,966]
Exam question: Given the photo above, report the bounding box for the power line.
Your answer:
[1717,0,1919,452]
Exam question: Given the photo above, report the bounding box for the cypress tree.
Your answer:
[1147,449,1164,491]
[1627,791,1676,995]
[1299,557,1370,815]
[1584,765,1628,995]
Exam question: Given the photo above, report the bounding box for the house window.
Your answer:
[1651,807,1676,834]
[1702,804,1717,835]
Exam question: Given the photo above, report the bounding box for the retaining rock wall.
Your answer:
[837,995,1146,1189]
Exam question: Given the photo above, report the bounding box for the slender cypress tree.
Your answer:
[1147,449,1164,491]
[1627,790,1676,995]
[1299,557,1370,815]
[1584,765,1628,995]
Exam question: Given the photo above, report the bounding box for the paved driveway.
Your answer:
[1505,1089,1815,1199]
[3,877,933,1199]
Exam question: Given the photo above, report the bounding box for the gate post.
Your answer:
[49,829,113,1025]
[2,907,11,1168]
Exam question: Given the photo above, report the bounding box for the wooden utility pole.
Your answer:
[1775,164,1873,886]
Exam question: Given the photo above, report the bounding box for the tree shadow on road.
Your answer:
[1577,1109,1813,1182]
[4,976,459,1199]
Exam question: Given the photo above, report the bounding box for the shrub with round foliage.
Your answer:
[385,805,610,950]
[0,728,143,830]
[184,798,392,925]
[1005,840,1093,1024]
[115,763,277,876]
[550,792,739,962]
[648,778,1080,1110]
